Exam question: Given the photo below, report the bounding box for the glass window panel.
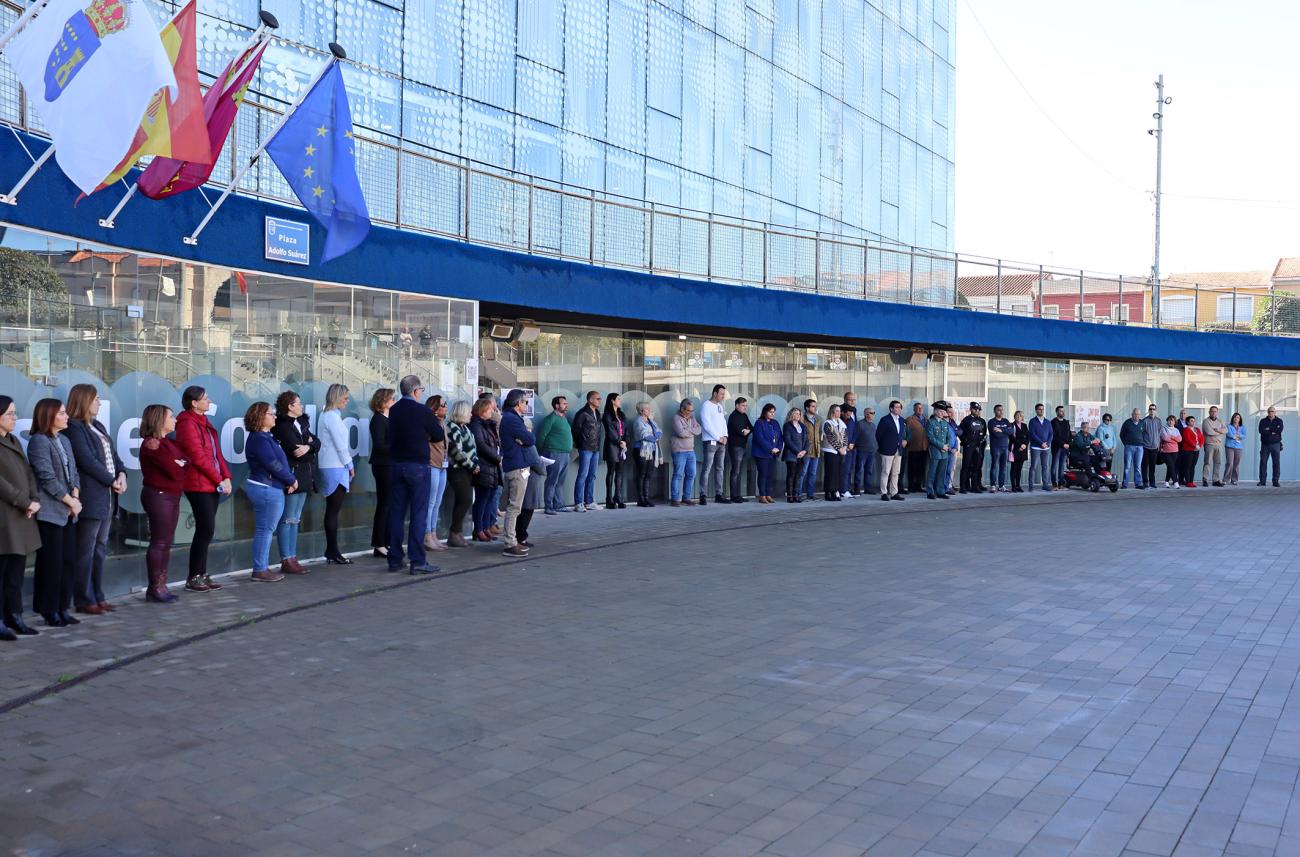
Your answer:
[772,0,798,74]
[1069,361,1108,404]
[681,22,715,175]
[515,118,563,181]
[462,99,514,166]
[1263,372,1297,411]
[335,0,402,73]
[646,109,683,164]
[403,0,462,91]
[564,0,607,138]
[685,0,714,29]
[797,0,820,86]
[714,0,744,43]
[647,5,683,117]
[796,82,819,211]
[605,146,645,199]
[342,64,402,138]
[517,57,565,127]
[402,83,461,154]
[260,0,332,50]
[606,0,647,152]
[562,131,606,190]
[1160,296,1195,326]
[745,4,773,60]
[945,354,987,401]
[713,38,744,185]
[517,0,564,68]
[1184,367,1223,408]
[462,0,515,110]
[744,53,772,152]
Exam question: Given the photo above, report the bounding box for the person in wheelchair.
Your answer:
[1068,421,1109,476]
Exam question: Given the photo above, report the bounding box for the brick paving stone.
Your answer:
[3,488,1300,855]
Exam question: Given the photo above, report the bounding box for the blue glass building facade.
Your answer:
[135,0,955,250]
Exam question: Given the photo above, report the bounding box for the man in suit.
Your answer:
[388,374,444,574]
[875,399,908,501]
[840,391,858,498]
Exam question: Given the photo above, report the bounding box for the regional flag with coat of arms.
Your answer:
[87,0,210,195]
[5,0,176,194]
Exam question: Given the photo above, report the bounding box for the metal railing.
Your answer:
[0,14,1294,338]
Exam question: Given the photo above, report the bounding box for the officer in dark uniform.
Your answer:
[958,401,988,493]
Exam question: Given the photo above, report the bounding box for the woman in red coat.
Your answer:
[1178,416,1204,488]
[174,386,231,593]
[138,404,187,602]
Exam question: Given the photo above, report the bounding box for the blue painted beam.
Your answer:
[2,128,1297,369]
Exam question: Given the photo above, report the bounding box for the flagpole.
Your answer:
[99,10,279,229]
[184,42,346,248]
[0,143,53,205]
[0,0,53,52]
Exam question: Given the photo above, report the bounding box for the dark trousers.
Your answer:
[1179,449,1199,485]
[324,485,346,556]
[755,457,776,496]
[370,463,391,548]
[388,460,430,568]
[1160,451,1179,482]
[184,491,219,580]
[858,450,875,494]
[960,446,985,491]
[516,508,534,543]
[34,520,75,616]
[841,449,856,493]
[634,455,653,503]
[141,488,180,589]
[1142,447,1159,487]
[784,458,803,498]
[1260,442,1282,484]
[605,455,625,503]
[1,553,25,623]
[907,450,928,492]
[1011,455,1026,489]
[448,468,473,534]
[727,445,747,499]
[74,514,111,607]
[822,453,843,499]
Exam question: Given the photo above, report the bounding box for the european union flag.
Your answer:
[266,62,370,262]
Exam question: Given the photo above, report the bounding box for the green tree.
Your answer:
[0,248,69,325]
[1253,293,1300,336]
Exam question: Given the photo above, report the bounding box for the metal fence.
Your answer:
[0,13,1294,338]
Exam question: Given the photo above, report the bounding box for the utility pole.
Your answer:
[1149,75,1171,325]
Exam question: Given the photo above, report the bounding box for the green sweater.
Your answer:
[535,411,574,453]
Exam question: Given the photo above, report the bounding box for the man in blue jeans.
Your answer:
[534,395,573,514]
[1028,403,1053,491]
[986,404,1011,491]
[801,398,820,500]
[1119,408,1145,488]
[856,405,878,495]
[387,374,442,574]
[841,392,858,497]
[570,391,602,510]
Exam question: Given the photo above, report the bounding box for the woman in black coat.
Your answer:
[271,391,321,573]
[1009,410,1030,493]
[64,384,124,615]
[366,388,395,557]
[601,393,628,509]
[469,398,502,541]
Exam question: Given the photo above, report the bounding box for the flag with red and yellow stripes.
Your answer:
[87,0,210,194]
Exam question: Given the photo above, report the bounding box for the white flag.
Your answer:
[6,0,176,194]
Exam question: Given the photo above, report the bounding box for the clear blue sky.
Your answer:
[955,0,1300,277]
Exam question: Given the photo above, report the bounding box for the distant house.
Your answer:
[955,273,1038,315]
[1040,275,1148,324]
[1158,269,1271,330]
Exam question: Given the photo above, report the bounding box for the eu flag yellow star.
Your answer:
[305,144,316,156]
[315,124,327,137]
[312,185,325,198]
[303,166,314,178]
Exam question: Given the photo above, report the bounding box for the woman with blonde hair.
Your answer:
[318,383,354,563]
[445,400,478,547]
[781,407,808,503]
[424,395,449,551]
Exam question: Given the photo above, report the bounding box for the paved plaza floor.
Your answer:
[4,486,1300,857]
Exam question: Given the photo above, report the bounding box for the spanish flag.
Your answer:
[87,0,210,194]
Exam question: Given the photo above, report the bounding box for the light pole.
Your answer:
[1149,75,1171,325]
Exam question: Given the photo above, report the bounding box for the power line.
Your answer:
[959,0,1145,196]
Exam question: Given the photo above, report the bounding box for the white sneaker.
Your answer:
[573,504,586,512]
[843,492,855,499]
[586,503,599,511]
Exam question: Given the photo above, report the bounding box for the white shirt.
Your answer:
[317,409,353,470]
[700,399,728,442]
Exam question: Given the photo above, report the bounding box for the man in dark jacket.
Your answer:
[1050,405,1072,488]
[1259,406,1284,486]
[388,374,444,574]
[841,392,858,497]
[958,402,988,493]
[1119,408,1146,488]
[875,399,908,500]
[986,404,1011,491]
[571,391,602,511]
[499,389,535,556]
[726,398,753,503]
[1140,404,1163,490]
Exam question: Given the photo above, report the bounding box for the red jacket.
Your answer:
[1180,426,1204,452]
[139,437,187,495]
[175,410,230,493]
